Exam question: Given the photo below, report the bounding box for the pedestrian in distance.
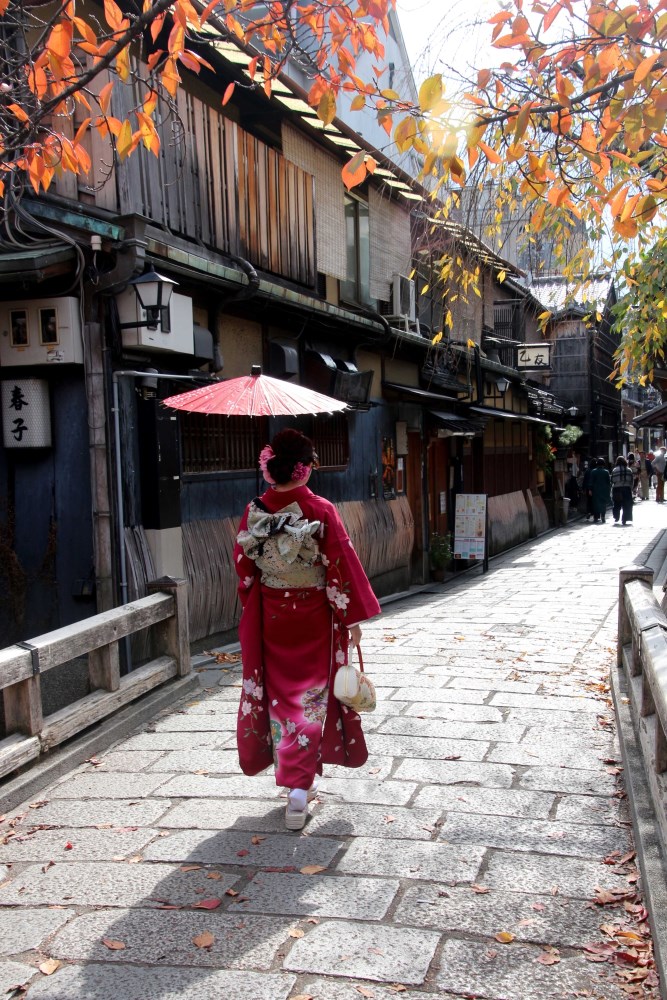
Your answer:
[626,452,639,499]
[611,455,634,525]
[652,445,666,503]
[233,428,381,831]
[582,460,595,521]
[589,457,611,524]
[638,451,653,501]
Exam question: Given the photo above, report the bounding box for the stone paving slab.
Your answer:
[402,702,503,722]
[490,691,603,713]
[118,731,230,751]
[518,766,617,796]
[319,756,396,780]
[48,908,294,969]
[0,961,34,994]
[412,785,555,819]
[146,750,239,773]
[336,838,484,882]
[389,687,487,704]
[377,717,527,744]
[0,861,240,907]
[489,743,612,769]
[503,706,608,729]
[445,676,541,694]
[365,734,490,760]
[437,813,626,859]
[239,872,399,919]
[283,921,441,985]
[555,793,627,826]
[306,803,441,840]
[6,798,171,828]
[394,883,607,947]
[91,751,166,772]
[435,938,627,1000]
[483,849,632,897]
[394,758,514,787]
[296,979,454,1000]
[0,907,75,955]
[159,798,287,832]
[26,965,297,1000]
[49,772,173,799]
[305,778,417,806]
[143,829,344,868]
[150,715,240,733]
[0,827,159,862]
[155,774,284,799]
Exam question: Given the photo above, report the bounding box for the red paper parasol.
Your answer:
[162,367,347,417]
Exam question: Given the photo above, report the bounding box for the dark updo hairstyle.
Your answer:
[615,455,627,468]
[266,429,316,485]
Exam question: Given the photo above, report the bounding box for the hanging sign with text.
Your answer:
[1,379,52,448]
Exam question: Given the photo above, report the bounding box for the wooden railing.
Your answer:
[617,564,667,853]
[0,577,189,781]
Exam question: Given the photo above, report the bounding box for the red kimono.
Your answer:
[234,484,381,790]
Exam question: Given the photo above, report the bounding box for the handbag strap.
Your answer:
[351,642,364,673]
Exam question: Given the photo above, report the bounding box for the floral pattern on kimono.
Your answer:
[234,485,381,786]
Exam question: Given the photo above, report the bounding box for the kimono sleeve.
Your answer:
[320,502,381,626]
[234,505,259,608]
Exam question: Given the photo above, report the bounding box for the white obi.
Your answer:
[237,501,326,589]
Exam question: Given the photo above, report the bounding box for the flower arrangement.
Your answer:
[429,531,452,570]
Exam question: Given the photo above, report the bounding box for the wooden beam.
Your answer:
[0,734,41,780]
[88,642,121,693]
[4,675,43,737]
[147,577,191,677]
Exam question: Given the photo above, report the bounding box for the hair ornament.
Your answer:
[291,461,309,481]
[258,444,277,485]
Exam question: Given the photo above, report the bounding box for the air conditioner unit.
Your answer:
[117,289,195,355]
[392,274,416,323]
[0,297,83,366]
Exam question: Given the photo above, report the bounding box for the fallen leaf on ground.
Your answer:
[237,849,249,857]
[355,988,375,998]
[531,902,546,911]
[225,888,239,896]
[41,861,54,873]
[39,959,61,975]
[127,855,142,863]
[207,872,223,880]
[290,995,314,1000]
[471,884,489,894]
[495,931,515,943]
[444,754,461,761]
[387,988,408,994]
[288,928,305,938]
[101,938,126,950]
[300,865,327,875]
[192,932,214,949]
[251,836,266,845]
[383,815,395,824]
[180,864,202,872]
[193,898,222,910]
[537,947,560,966]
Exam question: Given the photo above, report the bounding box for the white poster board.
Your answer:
[454,493,487,561]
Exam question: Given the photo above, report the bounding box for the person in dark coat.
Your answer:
[581,460,595,521]
[611,455,634,525]
[589,458,611,524]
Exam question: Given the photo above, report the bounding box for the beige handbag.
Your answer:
[333,644,376,713]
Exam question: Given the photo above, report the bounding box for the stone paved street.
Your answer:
[1,503,666,998]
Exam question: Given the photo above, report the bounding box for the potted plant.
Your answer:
[429,531,451,582]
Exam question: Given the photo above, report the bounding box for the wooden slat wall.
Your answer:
[64,71,315,285]
[182,498,413,641]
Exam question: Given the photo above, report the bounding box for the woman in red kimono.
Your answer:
[234,428,381,830]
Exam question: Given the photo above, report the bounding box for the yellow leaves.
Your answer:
[432,332,443,345]
[39,959,61,976]
[350,94,366,111]
[497,271,506,284]
[495,931,515,944]
[317,89,337,126]
[419,75,443,114]
[116,119,134,161]
[477,140,501,165]
[394,115,418,153]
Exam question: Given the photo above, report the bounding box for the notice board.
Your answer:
[454,493,487,561]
